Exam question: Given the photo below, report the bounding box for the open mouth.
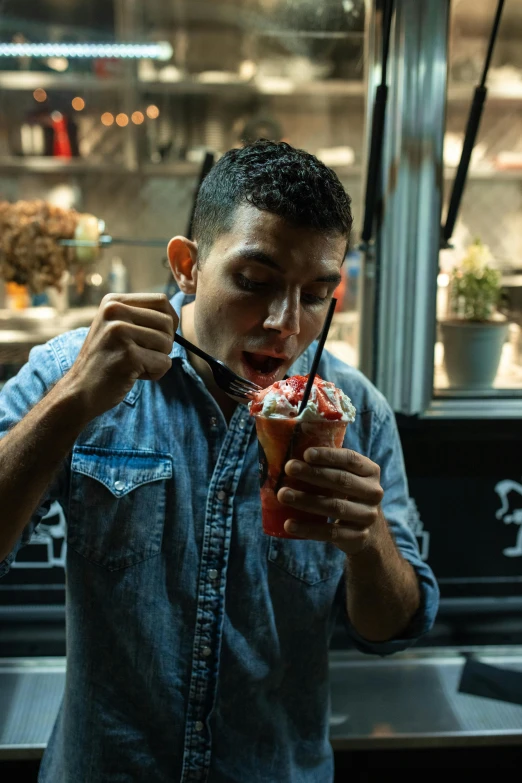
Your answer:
[241,351,286,385]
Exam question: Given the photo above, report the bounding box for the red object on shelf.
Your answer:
[51,112,72,158]
[333,266,347,312]
[94,58,121,78]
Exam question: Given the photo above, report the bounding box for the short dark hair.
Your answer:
[192,140,353,259]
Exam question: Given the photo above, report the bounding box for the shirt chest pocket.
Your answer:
[68,446,172,571]
[268,537,346,586]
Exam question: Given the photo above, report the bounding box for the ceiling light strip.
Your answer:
[0,42,173,61]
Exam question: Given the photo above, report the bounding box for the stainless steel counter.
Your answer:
[329,648,522,750]
[0,658,64,761]
[1,648,522,760]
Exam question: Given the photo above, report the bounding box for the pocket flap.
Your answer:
[268,537,345,585]
[71,446,172,497]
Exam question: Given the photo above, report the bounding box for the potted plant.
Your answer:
[440,239,508,390]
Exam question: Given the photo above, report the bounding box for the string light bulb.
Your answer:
[0,42,173,60]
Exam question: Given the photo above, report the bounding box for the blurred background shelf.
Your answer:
[448,83,522,102]
[0,158,363,178]
[0,72,124,91]
[4,72,522,102]
[0,71,365,99]
[0,157,132,174]
[138,78,365,97]
[443,167,522,180]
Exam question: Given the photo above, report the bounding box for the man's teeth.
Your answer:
[246,354,280,373]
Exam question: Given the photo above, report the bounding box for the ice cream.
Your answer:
[250,375,356,538]
[248,374,356,423]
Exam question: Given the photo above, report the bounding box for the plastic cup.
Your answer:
[254,415,348,539]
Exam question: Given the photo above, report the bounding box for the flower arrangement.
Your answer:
[449,239,502,322]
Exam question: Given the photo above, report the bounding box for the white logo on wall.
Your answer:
[12,501,67,570]
[406,497,430,561]
[495,480,522,558]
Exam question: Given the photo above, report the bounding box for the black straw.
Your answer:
[298,298,337,415]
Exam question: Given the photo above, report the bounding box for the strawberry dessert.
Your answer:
[249,375,356,538]
[249,374,356,423]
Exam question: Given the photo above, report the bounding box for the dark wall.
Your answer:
[398,415,522,601]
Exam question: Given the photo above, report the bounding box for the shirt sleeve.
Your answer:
[339,404,439,656]
[0,341,68,578]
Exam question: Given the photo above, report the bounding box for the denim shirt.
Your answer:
[0,292,439,783]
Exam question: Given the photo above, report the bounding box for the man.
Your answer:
[0,141,438,782]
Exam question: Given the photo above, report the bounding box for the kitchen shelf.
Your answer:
[0,72,124,91]
[138,79,254,97]
[0,157,132,174]
[3,72,522,102]
[0,158,195,176]
[448,82,522,102]
[3,159,516,181]
[18,162,499,181]
[0,157,363,178]
[143,26,364,41]
[138,78,365,98]
[443,166,522,180]
[0,71,365,99]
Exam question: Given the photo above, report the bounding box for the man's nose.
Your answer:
[263,294,300,338]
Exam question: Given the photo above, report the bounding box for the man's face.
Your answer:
[192,203,346,388]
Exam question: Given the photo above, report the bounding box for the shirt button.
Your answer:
[114,480,125,492]
[195,721,204,732]
[217,490,227,501]
[238,419,245,429]
[210,417,218,427]
[202,646,211,657]
[208,569,219,580]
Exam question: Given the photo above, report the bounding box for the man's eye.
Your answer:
[302,292,329,305]
[236,274,268,291]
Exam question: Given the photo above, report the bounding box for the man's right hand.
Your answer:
[65,293,178,421]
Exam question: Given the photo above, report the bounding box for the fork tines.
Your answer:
[229,381,259,399]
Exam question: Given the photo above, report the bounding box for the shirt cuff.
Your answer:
[0,546,20,579]
[0,498,50,578]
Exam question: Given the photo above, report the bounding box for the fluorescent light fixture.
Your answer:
[0,42,173,61]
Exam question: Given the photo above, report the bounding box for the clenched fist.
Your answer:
[65,293,178,421]
[278,447,385,556]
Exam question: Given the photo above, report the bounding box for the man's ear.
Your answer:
[167,236,198,293]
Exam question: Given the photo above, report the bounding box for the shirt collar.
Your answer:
[169,291,194,360]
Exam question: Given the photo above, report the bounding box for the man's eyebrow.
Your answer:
[239,249,283,271]
[239,249,342,284]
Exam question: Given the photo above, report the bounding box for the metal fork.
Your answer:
[174,334,261,399]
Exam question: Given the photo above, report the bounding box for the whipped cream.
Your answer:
[249,379,356,423]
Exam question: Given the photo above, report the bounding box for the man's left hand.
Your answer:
[277,447,385,555]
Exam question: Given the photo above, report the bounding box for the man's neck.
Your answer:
[180,301,238,422]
